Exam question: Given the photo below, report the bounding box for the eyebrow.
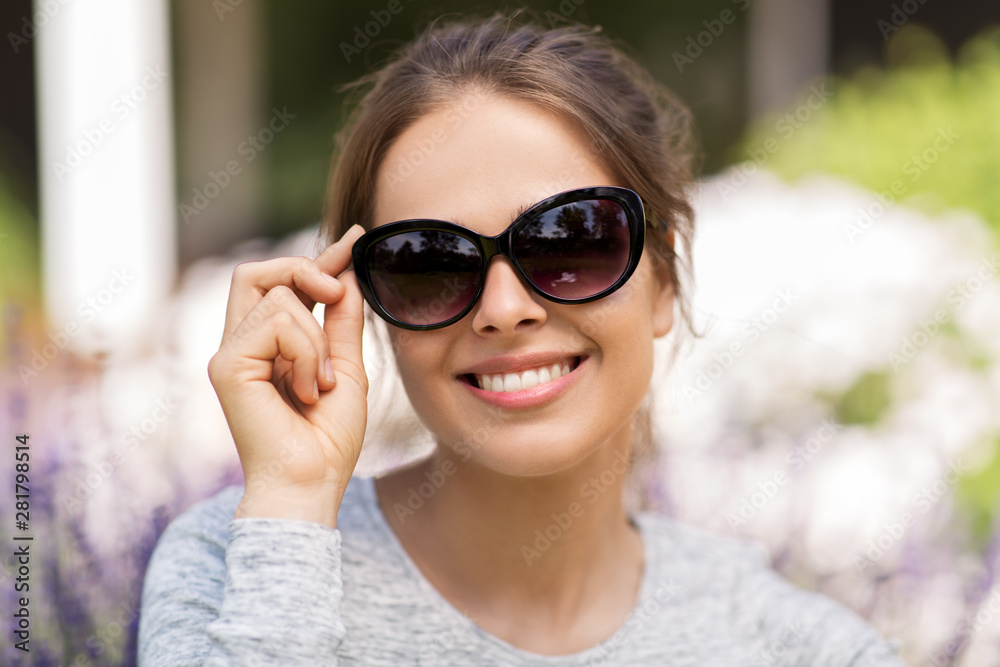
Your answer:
[445,201,533,228]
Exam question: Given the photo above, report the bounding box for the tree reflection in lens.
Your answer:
[515,199,630,299]
[370,231,481,325]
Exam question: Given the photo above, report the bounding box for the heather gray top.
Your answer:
[138,474,905,666]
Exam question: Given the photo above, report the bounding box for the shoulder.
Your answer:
[139,485,244,663]
[146,485,244,575]
[147,475,377,559]
[330,475,413,580]
[141,485,244,598]
[146,473,377,542]
[634,511,770,595]
[633,512,904,666]
[635,510,765,565]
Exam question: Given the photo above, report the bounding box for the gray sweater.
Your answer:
[138,474,905,666]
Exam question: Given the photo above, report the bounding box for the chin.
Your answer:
[441,426,605,478]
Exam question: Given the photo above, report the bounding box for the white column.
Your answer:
[36,0,175,358]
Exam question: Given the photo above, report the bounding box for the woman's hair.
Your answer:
[320,11,700,508]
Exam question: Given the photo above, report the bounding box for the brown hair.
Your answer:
[321,11,700,508]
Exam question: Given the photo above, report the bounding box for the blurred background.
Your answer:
[1,0,999,664]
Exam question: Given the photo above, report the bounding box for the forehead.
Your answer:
[372,94,621,236]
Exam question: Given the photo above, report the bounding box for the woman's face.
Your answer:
[371,94,675,476]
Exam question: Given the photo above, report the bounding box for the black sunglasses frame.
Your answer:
[351,186,647,331]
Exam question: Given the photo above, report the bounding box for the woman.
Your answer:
[139,13,904,665]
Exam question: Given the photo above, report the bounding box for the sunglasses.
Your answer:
[351,186,647,330]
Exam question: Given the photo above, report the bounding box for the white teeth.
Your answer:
[503,373,522,392]
[476,360,577,393]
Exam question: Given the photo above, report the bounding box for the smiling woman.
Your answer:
[137,11,906,666]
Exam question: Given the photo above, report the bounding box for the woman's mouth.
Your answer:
[464,356,582,393]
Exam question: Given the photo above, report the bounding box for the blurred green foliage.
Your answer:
[741,25,1000,241]
[748,25,1000,551]
[956,435,1000,551]
[747,23,1000,555]
[831,370,892,426]
[0,174,39,307]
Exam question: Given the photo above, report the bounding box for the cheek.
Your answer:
[581,271,659,346]
[387,329,455,418]
[606,314,656,384]
[586,285,658,390]
[390,331,435,384]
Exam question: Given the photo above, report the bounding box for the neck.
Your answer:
[373,428,643,629]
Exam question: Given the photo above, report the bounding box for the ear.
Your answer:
[649,229,676,339]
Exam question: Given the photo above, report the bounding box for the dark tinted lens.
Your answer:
[368,230,481,326]
[513,198,632,299]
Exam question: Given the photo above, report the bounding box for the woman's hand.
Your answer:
[208,225,368,529]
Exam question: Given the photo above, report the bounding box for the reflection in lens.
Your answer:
[368,231,481,325]
[514,199,631,299]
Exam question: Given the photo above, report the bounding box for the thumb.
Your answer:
[323,269,367,384]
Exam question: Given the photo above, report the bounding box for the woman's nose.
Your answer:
[470,257,548,335]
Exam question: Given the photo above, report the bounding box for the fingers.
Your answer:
[215,287,335,404]
[322,269,367,388]
[269,311,322,403]
[316,224,366,279]
[221,225,366,345]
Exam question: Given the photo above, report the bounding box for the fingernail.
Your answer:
[325,358,335,383]
[322,272,340,286]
